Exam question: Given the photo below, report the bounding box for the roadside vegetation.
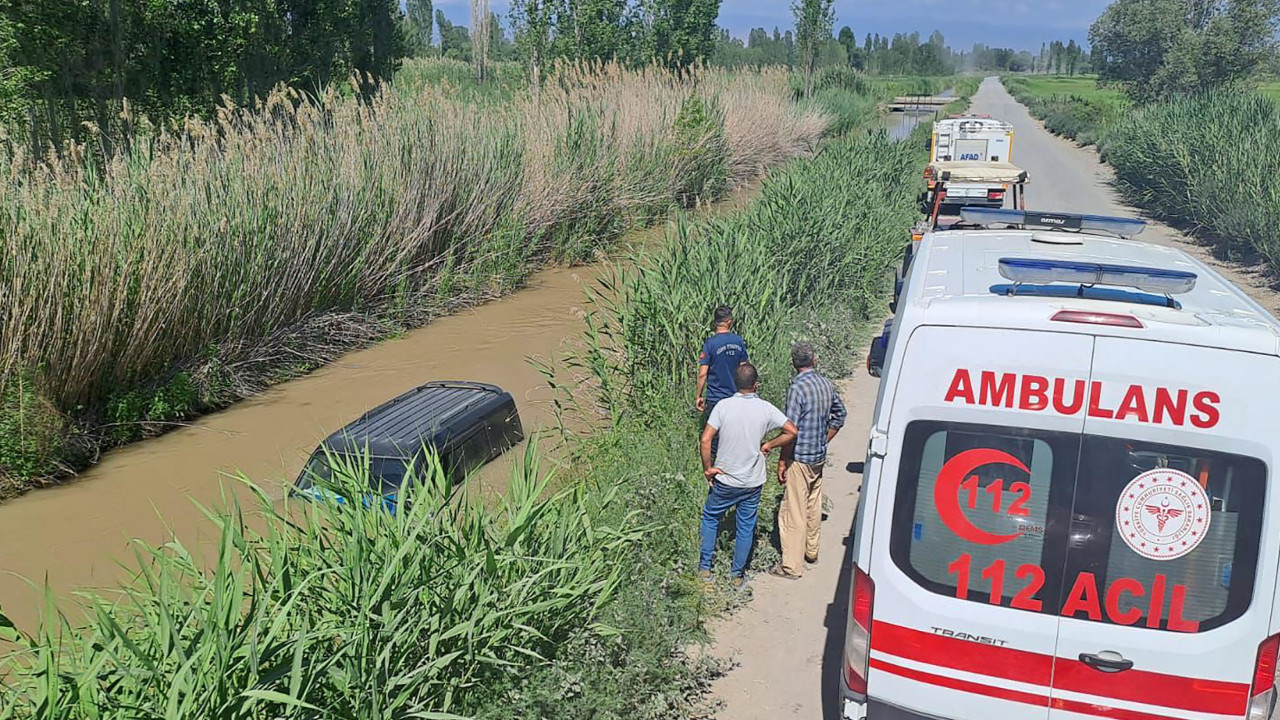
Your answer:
[1007,74,1280,273]
[0,81,929,717]
[1004,0,1280,277]
[1103,93,1280,269]
[1003,75,1127,145]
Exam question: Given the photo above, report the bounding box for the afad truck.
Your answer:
[926,116,1015,211]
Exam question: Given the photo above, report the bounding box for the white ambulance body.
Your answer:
[929,116,1015,209]
[844,209,1280,720]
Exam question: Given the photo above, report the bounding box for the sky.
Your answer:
[429,0,1114,52]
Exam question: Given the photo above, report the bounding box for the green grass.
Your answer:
[1258,80,1280,103]
[1003,74,1129,146]
[392,57,528,103]
[0,107,929,719]
[1008,75,1122,102]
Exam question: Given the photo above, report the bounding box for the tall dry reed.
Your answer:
[0,60,829,480]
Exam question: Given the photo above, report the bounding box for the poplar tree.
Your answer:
[792,0,835,98]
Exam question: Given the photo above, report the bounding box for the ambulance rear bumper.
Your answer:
[849,699,948,720]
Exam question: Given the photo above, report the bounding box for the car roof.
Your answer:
[319,381,509,459]
[902,228,1280,355]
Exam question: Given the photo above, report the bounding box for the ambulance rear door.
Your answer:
[868,325,1092,720]
[1049,338,1280,720]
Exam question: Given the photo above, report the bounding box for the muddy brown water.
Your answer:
[0,189,761,633]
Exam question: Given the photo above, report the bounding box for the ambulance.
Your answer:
[845,208,1280,720]
[926,116,1015,211]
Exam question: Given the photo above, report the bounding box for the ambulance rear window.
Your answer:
[890,421,1078,615]
[1064,437,1265,632]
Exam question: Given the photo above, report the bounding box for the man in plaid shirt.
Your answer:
[770,342,847,580]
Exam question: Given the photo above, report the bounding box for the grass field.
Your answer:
[1007,75,1124,102]
[1259,80,1280,102]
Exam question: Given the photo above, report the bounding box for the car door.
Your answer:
[1049,337,1280,720]
[867,326,1093,720]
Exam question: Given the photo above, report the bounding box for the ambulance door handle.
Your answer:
[1079,651,1133,673]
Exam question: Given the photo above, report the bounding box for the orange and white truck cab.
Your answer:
[849,208,1280,720]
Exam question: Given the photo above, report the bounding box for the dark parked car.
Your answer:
[293,381,524,508]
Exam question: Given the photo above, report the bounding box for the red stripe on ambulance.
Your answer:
[871,622,1249,716]
[942,370,1220,429]
[870,658,1210,720]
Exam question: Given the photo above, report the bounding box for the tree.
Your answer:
[407,0,433,54]
[792,0,835,98]
[471,0,490,81]
[510,0,554,84]
[3,0,411,155]
[488,12,514,60]
[639,0,723,70]
[1091,0,1280,100]
[560,0,627,61]
[436,9,472,61]
[1066,39,1081,74]
[837,25,858,68]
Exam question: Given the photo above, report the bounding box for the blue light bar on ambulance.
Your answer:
[959,208,1147,238]
[998,257,1197,295]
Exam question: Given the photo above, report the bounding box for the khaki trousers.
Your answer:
[778,461,824,576]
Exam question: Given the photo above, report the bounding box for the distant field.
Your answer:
[1002,74,1127,146]
[1011,75,1123,102]
[1259,80,1280,102]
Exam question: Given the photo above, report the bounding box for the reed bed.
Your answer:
[0,116,926,719]
[0,61,830,485]
[0,443,641,718]
[1100,92,1280,270]
[578,128,920,422]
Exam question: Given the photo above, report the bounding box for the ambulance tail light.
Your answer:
[1051,310,1145,329]
[987,188,1005,201]
[844,565,875,699]
[1248,634,1279,720]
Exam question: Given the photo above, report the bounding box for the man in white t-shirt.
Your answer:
[699,363,797,587]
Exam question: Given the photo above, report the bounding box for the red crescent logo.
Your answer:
[933,448,1030,546]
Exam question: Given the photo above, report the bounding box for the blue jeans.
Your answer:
[699,481,762,576]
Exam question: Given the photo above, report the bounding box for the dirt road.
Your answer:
[706,76,1280,719]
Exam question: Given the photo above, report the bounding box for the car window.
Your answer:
[300,451,411,495]
[368,456,412,494]
[1064,437,1266,633]
[296,452,332,489]
[891,421,1078,614]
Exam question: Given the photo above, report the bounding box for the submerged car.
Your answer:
[293,381,524,507]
